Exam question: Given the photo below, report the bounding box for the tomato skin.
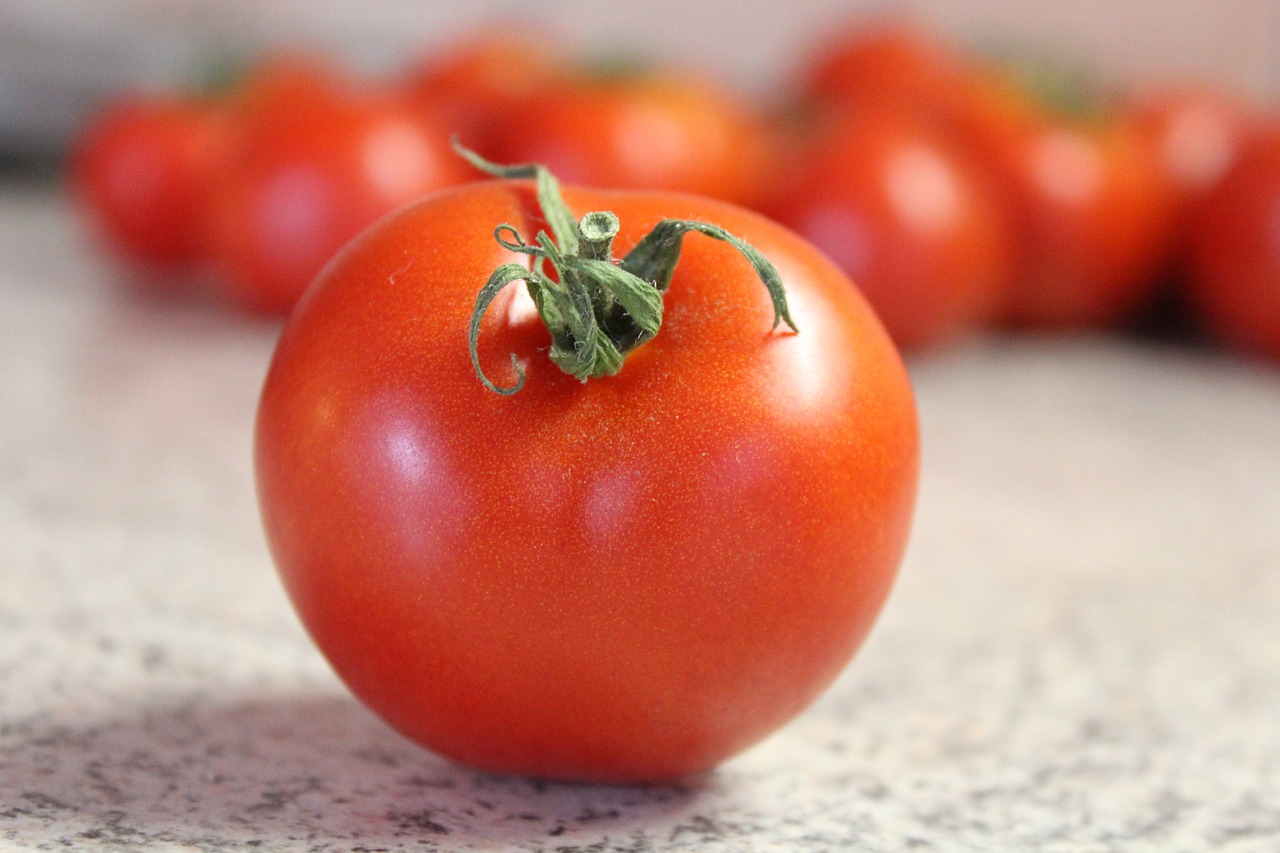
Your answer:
[485,73,773,207]
[1187,129,1280,362]
[764,105,1011,350]
[71,94,225,268]
[255,181,919,782]
[205,82,469,314]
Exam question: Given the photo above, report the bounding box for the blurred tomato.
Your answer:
[71,95,226,269]
[765,105,1010,350]
[798,20,971,117]
[1128,85,1255,245]
[953,71,1168,329]
[1187,128,1280,362]
[484,72,772,206]
[206,79,469,314]
[405,30,564,151]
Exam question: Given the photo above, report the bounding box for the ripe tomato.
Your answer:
[1127,84,1255,248]
[206,80,469,314]
[953,72,1168,329]
[255,163,919,782]
[71,94,226,268]
[405,30,565,152]
[484,72,772,207]
[1187,128,1280,362]
[798,20,972,117]
[764,104,1011,350]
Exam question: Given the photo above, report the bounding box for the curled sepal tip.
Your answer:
[469,263,534,396]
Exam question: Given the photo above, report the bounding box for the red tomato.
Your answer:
[485,72,773,207]
[1127,85,1255,245]
[764,105,1011,350]
[954,73,1168,329]
[798,20,972,117]
[206,81,469,314]
[405,30,564,151]
[255,171,919,782]
[71,94,225,268]
[1187,128,1280,361]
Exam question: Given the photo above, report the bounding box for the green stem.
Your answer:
[455,140,797,394]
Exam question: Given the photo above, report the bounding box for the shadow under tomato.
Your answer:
[0,693,715,849]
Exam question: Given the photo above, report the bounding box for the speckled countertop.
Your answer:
[2,186,1279,852]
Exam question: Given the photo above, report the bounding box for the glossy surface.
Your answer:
[255,180,920,782]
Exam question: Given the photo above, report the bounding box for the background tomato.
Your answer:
[951,72,1168,329]
[71,94,225,269]
[1187,129,1280,362]
[405,29,565,153]
[484,72,773,207]
[798,19,971,117]
[205,80,469,314]
[255,178,919,782]
[764,104,1011,350]
[1128,84,1255,261]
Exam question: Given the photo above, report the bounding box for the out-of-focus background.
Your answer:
[2,0,1277,167]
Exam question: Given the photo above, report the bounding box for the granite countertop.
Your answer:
[2,186,1278,852]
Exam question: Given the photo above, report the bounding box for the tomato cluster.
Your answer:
[71,25,1280,363]
[778,22,1271,356]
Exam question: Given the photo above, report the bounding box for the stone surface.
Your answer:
[1,187,1278,851]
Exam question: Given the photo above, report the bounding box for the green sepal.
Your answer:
[468,263,536,396]
[452,138,579,255]
[622,219,797,333]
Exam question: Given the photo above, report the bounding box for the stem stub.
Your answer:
[455,139,796,395]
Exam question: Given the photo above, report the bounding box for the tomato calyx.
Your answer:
[455,140,797,395]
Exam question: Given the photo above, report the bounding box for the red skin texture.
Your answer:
[71,95,225,267]
[765,105,1011,350]
[953,75,1169,329]
[206,82,469,315]
[255,180,920,782]
[485,74,773,208]
[1188,129,1280,362]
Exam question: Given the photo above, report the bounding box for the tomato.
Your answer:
[798,20,972,117]
[405,30,565,152]
[255,159,919,782]
[1187,128,1280,362]
[764,104,1011,350]
[71,94,226,269]
[1127,85,1255,250]
[484,72,773,207]
[205,80,469,314]
[952,71,1168,329]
